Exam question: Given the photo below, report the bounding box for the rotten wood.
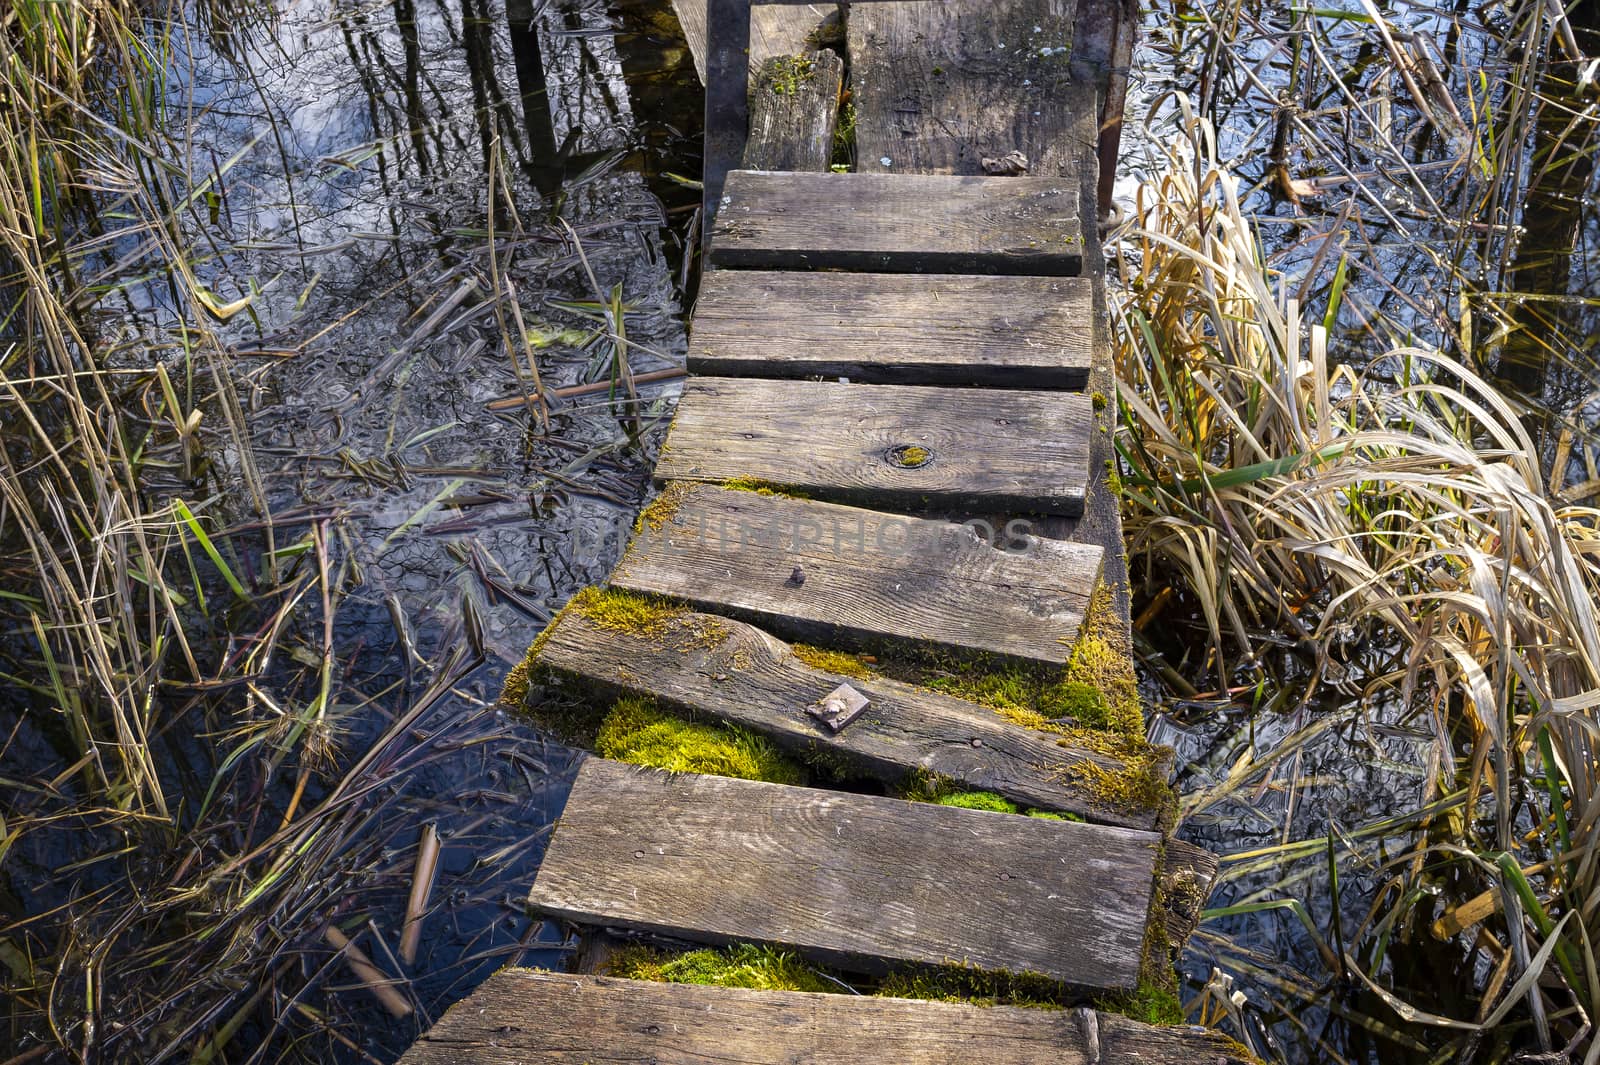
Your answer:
[688,271,1094,388]
[527,758,1159,986]
[655,377,1092,516]
[710,170,1084,275]
[745,51,845,171]
[612,483,1103,667]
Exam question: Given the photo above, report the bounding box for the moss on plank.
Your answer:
[758,54,815,97]
[604,943,833,993]
[876,963,1069,1010]
[596,695,806,784]
[791,643,879,681]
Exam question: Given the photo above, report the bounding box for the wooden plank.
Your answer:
[688,271,1094,388]
[709,170,1084,275]
[669,0,837,84]
[845,0,1131,629]
[847,0,1096,182]
[527,758,1159,986]
[612,483,1102,667]
[655,378,1092,516]
[746,51,843,172]
[398,969,1259,1064]
[534,606,1161,829]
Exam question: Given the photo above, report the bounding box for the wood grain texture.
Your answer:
[746,52,844,172]
[670,0,836,83]
[847,0,1097,182]
[655,378,1092,515]
[398,970,1260,1064]
[528,758,1158,986]
[535,606,1159,828]
[845,0,1130,634]
[710,170,1083,275]
[612,483,1103,667]
[688,271,1094,388]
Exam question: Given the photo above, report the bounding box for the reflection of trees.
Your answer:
[1490,13,1599,479]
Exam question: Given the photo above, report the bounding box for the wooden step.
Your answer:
[534,605,1162,828]
[613,483,1102,667]
[397,969,1257,1064]
[709,170,1084,275]
[688,271,1095,389]
[528,758,1158,986]
[656,378,1092,516]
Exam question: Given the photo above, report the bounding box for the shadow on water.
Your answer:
[0,0,700,1059]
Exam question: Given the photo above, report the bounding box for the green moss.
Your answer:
[891,444,931,467]
[634,480,693,533]
[760,54,815,96]
[1058,584,1142,738]
[1091,391,1108,412]
[936,790,1018,813]
[831,100,856,168]
[1098,982,1185,1026]
[791,643,879,681]
[877,964,1069,1009]
[596,696,806,784]
[605,943,834,993]
[719,477,809,499]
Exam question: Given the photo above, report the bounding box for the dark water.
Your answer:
[1,0,697,1059]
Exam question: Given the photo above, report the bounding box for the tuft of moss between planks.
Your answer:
[597,695,805,784]
[606,942,835,992]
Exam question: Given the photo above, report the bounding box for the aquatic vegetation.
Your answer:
[1115,12,1600,1050]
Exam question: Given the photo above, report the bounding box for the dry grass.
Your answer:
[1116,78,1600,1058]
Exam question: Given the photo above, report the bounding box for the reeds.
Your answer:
[1116,75,1600,1059]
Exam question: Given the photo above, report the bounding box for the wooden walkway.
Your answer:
[400,1,1245,1061]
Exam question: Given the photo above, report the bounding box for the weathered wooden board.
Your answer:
[612,484,1102,667]
[688,271,1094,388]
[845,0,1130,628]
[710,171,1084,275]
[847,0,1097,182]
[655,378,1091,515]
[397,970,1259,1064]
[669,0,837,84]
[746,51,844,172]
[535,607,1159,828]
[527,758,1159,986]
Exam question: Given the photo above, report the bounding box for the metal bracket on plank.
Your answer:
[807,682,869,733]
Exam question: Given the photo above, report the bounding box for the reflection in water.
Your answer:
[0,0,687,1059]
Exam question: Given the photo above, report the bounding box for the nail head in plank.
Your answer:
[656,378,1092,516]
[710,170,1084,275]
[397,970,1259,1065]
[688,271,1094,389]
[528,758,1158,987]
[613,483,1103,668]
[533,605,1159,828]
